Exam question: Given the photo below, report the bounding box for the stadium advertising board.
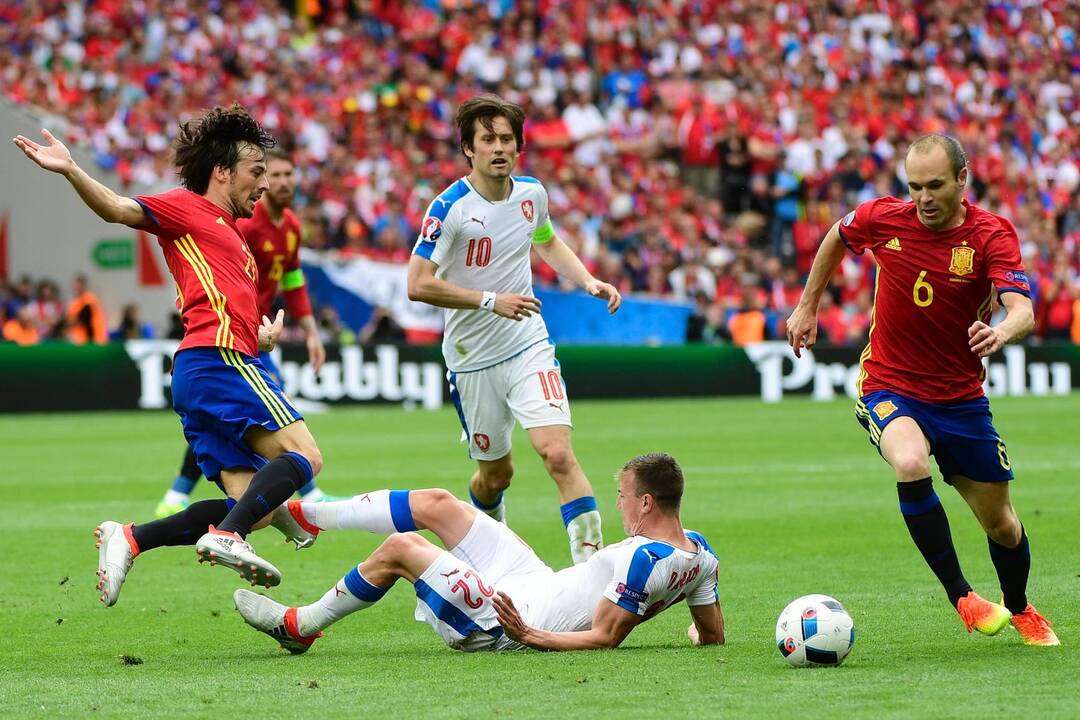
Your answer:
[0,342,1076,413]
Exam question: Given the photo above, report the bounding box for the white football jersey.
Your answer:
[413,176,552,372]
[515,531,720,635]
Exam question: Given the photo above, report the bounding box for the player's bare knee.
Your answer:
[374,532,424,567]
[984,512,1022,547]
[536,441,575,477]
[891,454,931,481]
[479,465,513,493]
[411,488,459,524]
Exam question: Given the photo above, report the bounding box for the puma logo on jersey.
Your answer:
[885,237,902,251]
[467,216,487,228]
[582,541,601,550]
[440,569,460,579]
[548,402,564,411]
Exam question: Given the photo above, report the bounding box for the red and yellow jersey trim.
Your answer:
[174,234,235,350]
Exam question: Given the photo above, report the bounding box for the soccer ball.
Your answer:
[775,594,855,667]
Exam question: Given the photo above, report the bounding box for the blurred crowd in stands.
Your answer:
[2,0,1079,346]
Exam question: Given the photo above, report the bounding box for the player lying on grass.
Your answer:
[13,107,323,606]
[234,452,725,652]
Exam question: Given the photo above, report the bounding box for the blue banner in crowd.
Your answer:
[302,252,692,345]
[533,287,692,345]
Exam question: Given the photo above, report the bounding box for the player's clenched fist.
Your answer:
[967,320,1006,357]
[494,293,541,321]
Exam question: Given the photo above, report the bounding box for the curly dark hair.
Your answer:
[455,94,526,168]
[172,104,275,194]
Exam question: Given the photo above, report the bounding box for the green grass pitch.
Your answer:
[2,395,1075,718]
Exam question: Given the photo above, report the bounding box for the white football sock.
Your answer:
[297,566,388,635]
[163,490,189,505]
[300,487,325,502]
[567,510,603,564]
[302,489,399,534]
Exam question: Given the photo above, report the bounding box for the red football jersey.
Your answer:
[132,188,261,357]
[236,202,313,320]
[839,197,1030,402]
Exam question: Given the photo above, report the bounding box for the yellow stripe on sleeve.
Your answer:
[175,234,235,349]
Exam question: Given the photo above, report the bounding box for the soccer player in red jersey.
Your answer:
[154,148,333,517]
[14,106,325,606]
[787,135,1058,645]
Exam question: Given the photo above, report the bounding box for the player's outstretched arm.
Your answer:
[687,601,725,646]
[968,292,1034,358]
[407,255,541,321]
[787,219,846,357]
[492,592,640,651]
[533,235,621,314]
[12,130,145,226]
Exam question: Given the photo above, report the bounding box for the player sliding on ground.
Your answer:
[13,106,322,606]
[234,453,725,653]
[787,134,1058,646]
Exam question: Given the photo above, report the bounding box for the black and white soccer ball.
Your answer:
[775,594,855,667]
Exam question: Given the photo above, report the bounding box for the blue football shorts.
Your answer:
[171,347,302,480]
[855,389,1013,483]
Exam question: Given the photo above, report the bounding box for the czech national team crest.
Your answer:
[520,200,534,222]
[473,433,491,452]
[949,245,975,276]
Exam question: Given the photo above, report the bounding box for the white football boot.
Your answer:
[233,589,321,654]
[195,526,281,587]
[94,521,137,607]
[270,502,318,550]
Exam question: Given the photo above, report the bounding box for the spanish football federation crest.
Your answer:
[520,200,534,222]
[873,400,898,421]
[949,245,975,276]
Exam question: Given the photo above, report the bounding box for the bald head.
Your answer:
[906,134,968,180]
[904,134,969,230]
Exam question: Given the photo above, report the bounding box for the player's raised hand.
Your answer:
[12,129,76,175]
[494,293,541,321]
[968,320,1006,357]
[786,303,819,358]
[492,591,530,643]
[586,280,622,314]
[258,309,285,352]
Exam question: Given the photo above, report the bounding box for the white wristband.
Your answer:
[479,291,497,312]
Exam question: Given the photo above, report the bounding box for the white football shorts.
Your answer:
[447,340,573,461]
[413,511,553,652]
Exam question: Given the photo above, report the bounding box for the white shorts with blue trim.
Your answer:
[447,341,572,461]
[413,512,552,652]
